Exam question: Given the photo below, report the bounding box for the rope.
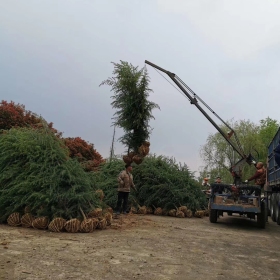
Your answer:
[149,64,246,156]
[153,68,191,102]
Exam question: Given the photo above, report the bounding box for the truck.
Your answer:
[266,127,280,225]
[144,60,267,228]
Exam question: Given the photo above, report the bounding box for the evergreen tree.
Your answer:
[91,155,207,212]
[100,61,160,154]
[0,125,100,222]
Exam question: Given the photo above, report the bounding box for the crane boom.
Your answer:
[145,60,256,184]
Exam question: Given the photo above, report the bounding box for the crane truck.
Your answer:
[145,60,267,228]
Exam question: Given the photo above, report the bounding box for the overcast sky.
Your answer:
[1,0,280,176]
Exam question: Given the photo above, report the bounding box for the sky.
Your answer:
[1,0,280,177]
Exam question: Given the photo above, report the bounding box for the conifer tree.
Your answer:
[100,61,160,159]
[0,125,100,222]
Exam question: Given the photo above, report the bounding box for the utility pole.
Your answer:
[109,125,116,162]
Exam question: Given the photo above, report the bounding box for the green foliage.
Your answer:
[100,61,160,153]
[199,117,280,183]
[92,155,207,212]
[133,155,207,211]
[0,126,100,222]
[89,158,132,207]
[258,117,280,161]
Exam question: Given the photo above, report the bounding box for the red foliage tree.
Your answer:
[63,137,105,171]
[0,100,62,137]
[1,100,104,170]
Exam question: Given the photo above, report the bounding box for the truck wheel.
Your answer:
[257,201,266,229]
[277,204,280,225]
[228,212,232,216]
[267,194,271,216]
[209,209,218,223]
[271,193,277,222]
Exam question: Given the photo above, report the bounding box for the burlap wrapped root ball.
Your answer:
[7,212,21,227]
[154,207,163,215]
[103,212,112,226]
[168,209,177,217]
[130,207,138,214]
[138,144,150,157]
[204,209,210,217]
[194,210,205,218]
[143,141,150,147]
[48,218,66,232]
[21,213,34,228]
[88,208,102,218]
[97,217,107,230]
[132,155,143,165]
[178,206,188,216]
[185,209,193,218]
[32,217,49,229]
[105,207,113,215]
[80,218,98,233]
[123,155,133,164]
[176,210,185,218]
[64,218,81,233]
[137,206,147,215]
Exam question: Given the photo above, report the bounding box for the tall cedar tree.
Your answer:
[100,61,160,153]
[0,125,101,222]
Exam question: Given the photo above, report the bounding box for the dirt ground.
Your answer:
[1,213,280,280]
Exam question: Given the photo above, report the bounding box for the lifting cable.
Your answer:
[150,66,245,156]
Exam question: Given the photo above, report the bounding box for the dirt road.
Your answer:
[1,214,280,280]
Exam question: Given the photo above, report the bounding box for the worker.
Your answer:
[202,177,210,187]
[244,162,266,188]
[215,176,222,184]
[214,176,223,195]
[116,163,137,215]
[202,178,211,195]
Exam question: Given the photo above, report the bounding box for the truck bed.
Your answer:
[267,127,280,188]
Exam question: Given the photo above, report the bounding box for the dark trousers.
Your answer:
[116,191,129,213]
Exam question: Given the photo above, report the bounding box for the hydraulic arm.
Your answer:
[145,60,256,185]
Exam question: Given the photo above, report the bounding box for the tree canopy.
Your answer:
[199,117,279,184]
[100,61,160,154]
[0,126,101,222]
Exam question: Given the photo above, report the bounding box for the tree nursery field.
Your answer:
[1,214,280,280]
[1,61,280,280]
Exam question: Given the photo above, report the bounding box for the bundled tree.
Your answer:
[63,137,105,171]
[91,155,207,212]
[0,125,101,223]
[199,117,279,184]
[133,155,206,211]
[100,61,160,165]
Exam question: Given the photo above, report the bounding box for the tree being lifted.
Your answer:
[100,61,160,165]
